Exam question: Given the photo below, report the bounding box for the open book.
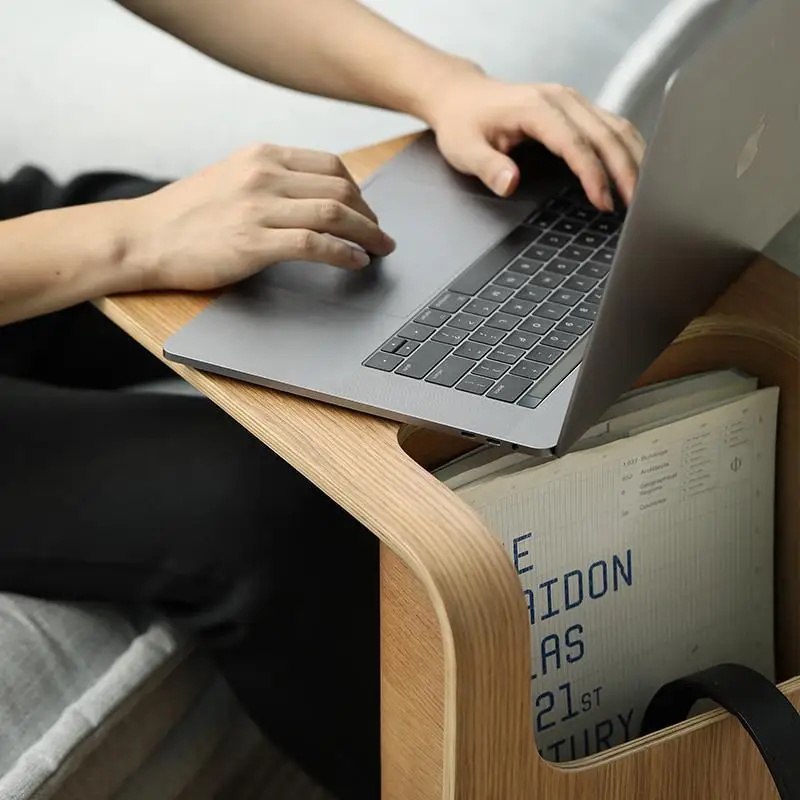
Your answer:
[435,370,778,762]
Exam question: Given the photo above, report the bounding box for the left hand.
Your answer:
[424,72,646,212]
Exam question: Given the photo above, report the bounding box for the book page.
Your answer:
[457,387,778,762]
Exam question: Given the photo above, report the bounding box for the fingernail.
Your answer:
[382,233,397,252]
[351,249,371,268]
[603,189,615,211]
[492,169,515,197]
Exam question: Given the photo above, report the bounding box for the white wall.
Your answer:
[0,0,670,180]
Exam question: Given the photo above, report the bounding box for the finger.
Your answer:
[263,198,395,257]
[599,110,647,164]
[447,133,520,197]
[277,171,379,224]
[262,228,374,271]
[273,146,359,185]
[520,98,613,211]
[561,95,643,205]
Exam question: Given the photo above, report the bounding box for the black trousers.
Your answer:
[0,167,380,799]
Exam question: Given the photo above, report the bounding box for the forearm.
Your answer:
[0,202,143,326]
[118,0,482,123]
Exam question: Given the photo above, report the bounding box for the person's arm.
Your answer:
[0,203,143,326]
[0,144,394,327]
[117,0,645,207]
[117,0,477,124]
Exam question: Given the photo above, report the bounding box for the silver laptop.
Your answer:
[164,0,800,456]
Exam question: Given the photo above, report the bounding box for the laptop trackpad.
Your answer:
[236,173,532,320]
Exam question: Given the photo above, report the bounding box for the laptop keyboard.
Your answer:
[363,185,626,409]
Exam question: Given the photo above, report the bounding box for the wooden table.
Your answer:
[98,136,800,800]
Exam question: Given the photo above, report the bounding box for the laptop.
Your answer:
[164,0,800,456]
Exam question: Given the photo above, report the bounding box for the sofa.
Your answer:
[1,0,796,796]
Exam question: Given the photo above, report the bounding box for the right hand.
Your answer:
[127,143,396,292]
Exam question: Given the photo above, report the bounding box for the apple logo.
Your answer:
[737,113,767,179]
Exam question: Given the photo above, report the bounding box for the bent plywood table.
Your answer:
[98,135,800,799]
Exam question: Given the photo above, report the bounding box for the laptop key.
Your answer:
[486,375,533,403]
[556,316,592,335]
[508,258,544,276]
[524,209,560,230]
[552,217,583,235]
[522,339,588,400]
[586,288,604,305]
[545,258,581,276]
[589,216,620,235]
[515,285,550,304]
[395,341,452,379]
[470,327,505,345]
[549,288,583,307]
[573,231,607,249]
[486,313,522,332]
[536,231,572,249]
[396,341,419,357]
[473,361,510,379]
[564,274,598,292]
[456,374,494,395]
[525,243,558,262]
[543,330,579,350]
[382,337,420,356]
[364,352,404,372]
[448,226,533,295]
[450,312,484,331]
[397,322,435,341]
[560,244,595,262]
[431,291,469,314]
[534,302,570,321]
[455,341,492,360]
[504,331,540,350]
[425,356,474,388]
[517,394,543,409]
[414,308,450,327]
[570,205,597,223]
[526,345,562,365]
[573,302,600,321]
[529,271,564,290]
[464,298,499,317]
[510,360,548,381]
[488,345,525,365]
[594,248,616,266]
[502,298,536,317]
[607,233,621,249]
[519,316,555,335]
[479,285,514,303]
[579,261,610,279]
[381,337,406,354]
[495,272,528,289]
[432,326,468,346]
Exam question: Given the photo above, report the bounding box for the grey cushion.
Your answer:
[0,595,183,795]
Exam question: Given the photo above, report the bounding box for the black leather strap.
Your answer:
[640,663,800,800]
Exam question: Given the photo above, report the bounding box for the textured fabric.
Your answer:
[0,597,186,798]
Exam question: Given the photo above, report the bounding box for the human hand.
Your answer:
[422,72,646,211]
[126,144,396,291]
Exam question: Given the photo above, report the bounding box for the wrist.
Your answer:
[114,196,167,293]
[398,54,487,126]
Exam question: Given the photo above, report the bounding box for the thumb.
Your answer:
[456,136,520,197]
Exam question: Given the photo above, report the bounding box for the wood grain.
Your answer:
[97,135,800,800]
